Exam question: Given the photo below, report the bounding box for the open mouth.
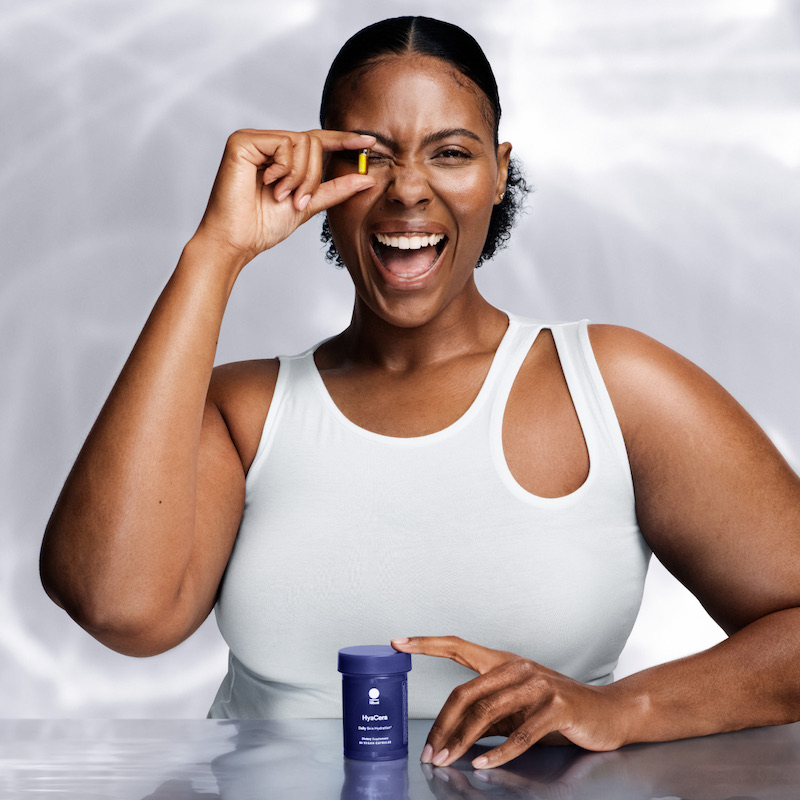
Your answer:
[371,233,448,279]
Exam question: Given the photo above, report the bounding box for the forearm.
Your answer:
[611,607,800,744]
[41,236,244,629]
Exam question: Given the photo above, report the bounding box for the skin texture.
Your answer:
[41,53,800,768]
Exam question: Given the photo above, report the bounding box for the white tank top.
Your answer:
[210,315,650,719]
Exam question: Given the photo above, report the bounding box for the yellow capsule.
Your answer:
[358,148,369,175]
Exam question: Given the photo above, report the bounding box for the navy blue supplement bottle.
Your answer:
[338,645,412,761]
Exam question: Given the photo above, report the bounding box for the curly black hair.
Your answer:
[320,156,530,269]
[319,16,532,269]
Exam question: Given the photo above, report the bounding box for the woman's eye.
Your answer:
[435,149,471,161]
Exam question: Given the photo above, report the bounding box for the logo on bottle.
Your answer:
[368,687,380,705]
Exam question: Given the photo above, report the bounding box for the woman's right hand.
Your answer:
[194,128,377,267]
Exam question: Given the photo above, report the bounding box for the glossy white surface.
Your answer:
[3,719,800,799]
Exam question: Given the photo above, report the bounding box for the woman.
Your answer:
[41,16,800,770]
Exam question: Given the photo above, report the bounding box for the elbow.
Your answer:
[72,598,181,657]
[40,553,187,658]
[40,517,200,657]
[39,529,74,614]
[74,598,188,657]
[89,578,198,655]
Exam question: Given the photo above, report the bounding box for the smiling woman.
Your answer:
[40,15,800,771]
[320,54,511,329]
[319,17,528,271]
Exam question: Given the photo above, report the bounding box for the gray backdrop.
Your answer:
[2,0,798,717]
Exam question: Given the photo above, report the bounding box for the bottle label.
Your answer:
[342,674,408,760]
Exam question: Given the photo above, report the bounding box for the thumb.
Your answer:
[305,173,376,216]
[390,636,515,676]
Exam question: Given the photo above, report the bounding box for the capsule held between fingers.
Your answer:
[358,148,370,175]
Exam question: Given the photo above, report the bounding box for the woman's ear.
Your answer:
[495,142,512,203]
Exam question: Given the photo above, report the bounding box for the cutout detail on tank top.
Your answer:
[501,328,590,499]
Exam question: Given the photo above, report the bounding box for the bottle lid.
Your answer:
[338,645,412,675]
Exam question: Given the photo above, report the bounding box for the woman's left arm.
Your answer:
[591,323,800,737]
[393,324,800,768]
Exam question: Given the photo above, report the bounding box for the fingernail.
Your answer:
[274,188,290,203]
[472,756,489,769]
[297,194,310,211]
[391,637,409,645]
[420,743,433,763]
[432,748,449,767]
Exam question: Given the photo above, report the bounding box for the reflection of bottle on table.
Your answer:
[338,645,412,761]
[340,756,409,800]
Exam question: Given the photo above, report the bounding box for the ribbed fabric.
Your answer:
[210,314,650,719]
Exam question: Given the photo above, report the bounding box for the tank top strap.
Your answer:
[488,314,545,396]
[550,320,632,478]
[461,313,545,413]
[245,349,314,487]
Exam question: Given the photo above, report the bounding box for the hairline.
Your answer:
[322,53,499,147]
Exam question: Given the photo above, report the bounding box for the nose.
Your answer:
[384,161,433,209]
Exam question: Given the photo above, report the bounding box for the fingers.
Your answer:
[469,715,557,770]
[303,173,375,217]
[390,636,538,769]
[391,636,515,675]
[223,128,375,211]
[253,129,376,210]
[267,133,312,205]
[425,660,551,768]
[292,135,323,211]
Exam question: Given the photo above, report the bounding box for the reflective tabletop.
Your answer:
[3,717,799,799]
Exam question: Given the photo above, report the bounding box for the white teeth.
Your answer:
[375,233,445,250]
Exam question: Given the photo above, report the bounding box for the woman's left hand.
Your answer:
[391,636,634,769]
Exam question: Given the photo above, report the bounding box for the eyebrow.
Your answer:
[352,127,484,150]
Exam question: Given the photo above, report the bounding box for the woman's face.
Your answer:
[324,55,511,329]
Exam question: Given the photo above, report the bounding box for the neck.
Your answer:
[330,288,508,373]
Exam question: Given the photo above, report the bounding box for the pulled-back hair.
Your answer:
[320,17,501,145]
[319,16,530,268]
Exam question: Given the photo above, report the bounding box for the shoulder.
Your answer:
[586,323,741,446]
[586,322,703,391]
[584,322,771,482]
[207,358,280,474]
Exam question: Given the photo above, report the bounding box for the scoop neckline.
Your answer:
[306,313,525,445]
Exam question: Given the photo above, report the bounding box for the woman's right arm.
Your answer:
[40,129,376,656]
